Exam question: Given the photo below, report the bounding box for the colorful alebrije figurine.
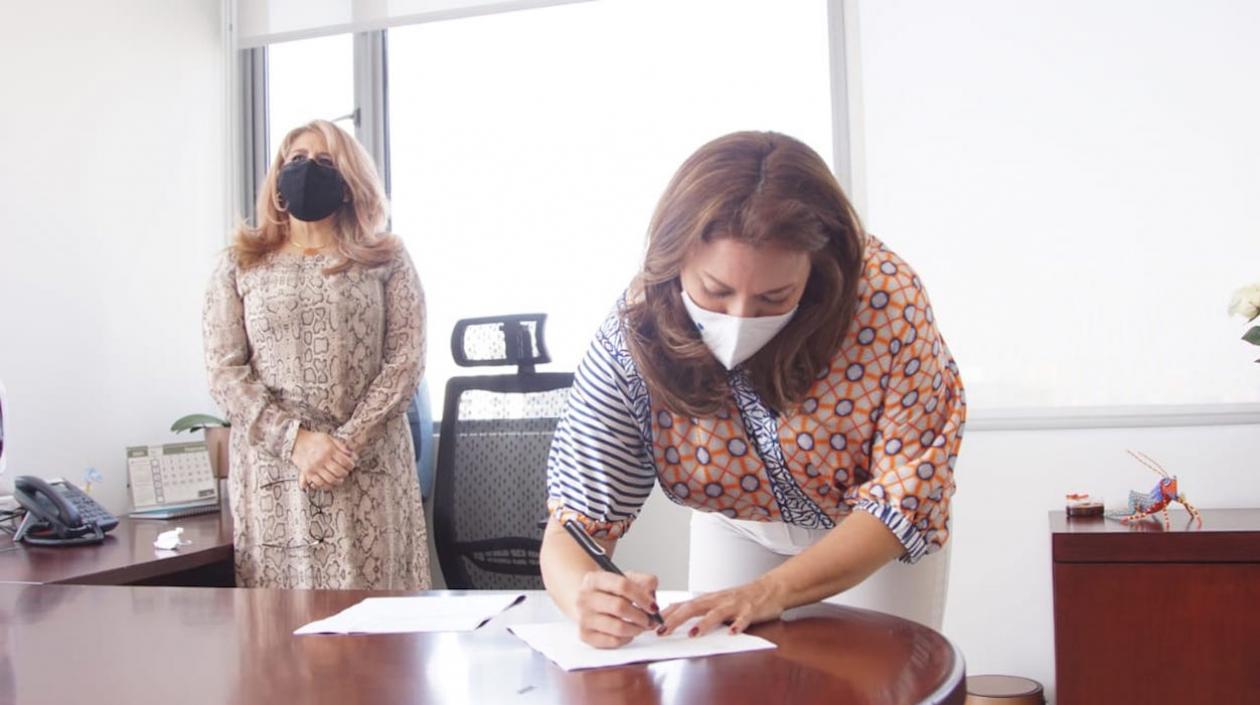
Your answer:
[1105,450,1203,529]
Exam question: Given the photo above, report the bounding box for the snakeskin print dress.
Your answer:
[203,247,430,589]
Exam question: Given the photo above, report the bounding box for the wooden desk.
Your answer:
[0,513,233,586]
[0,586,965,705]
[1050,509,1260,704]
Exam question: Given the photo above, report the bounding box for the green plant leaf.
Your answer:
[1244,326,1260,346]
[170,413,230,433]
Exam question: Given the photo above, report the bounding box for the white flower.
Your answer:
[1228,283,1260,321]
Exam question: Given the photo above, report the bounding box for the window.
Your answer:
[266,34,355,159]
[387,0,833,405]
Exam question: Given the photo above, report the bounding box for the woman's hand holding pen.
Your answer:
[292,429,357,490]
[659,576,786,639]
[574,570,660,649]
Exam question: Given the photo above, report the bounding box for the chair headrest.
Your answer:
[450,314,551,373]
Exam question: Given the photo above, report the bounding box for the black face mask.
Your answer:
[278,159,346,222]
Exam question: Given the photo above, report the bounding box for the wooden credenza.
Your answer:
[1050,509,1260,704]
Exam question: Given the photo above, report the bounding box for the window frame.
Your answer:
[235,29,392,225]
[236,1,856,229]
[232,1,858,425]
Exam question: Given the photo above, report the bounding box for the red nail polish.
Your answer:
[656,626,666,636]
[729,626,738,635]
[688,627,699,638]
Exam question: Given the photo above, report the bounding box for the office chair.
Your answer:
[433,314,574,590]
[406,379,436,500]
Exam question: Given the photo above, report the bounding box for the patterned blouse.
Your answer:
[546,234,965,563]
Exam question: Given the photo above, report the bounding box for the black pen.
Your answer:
[563,519,665,626]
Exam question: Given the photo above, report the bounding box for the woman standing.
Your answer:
[204,119,429,589]
[541,131,964,646]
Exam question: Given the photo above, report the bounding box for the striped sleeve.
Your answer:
[546,324,656,539]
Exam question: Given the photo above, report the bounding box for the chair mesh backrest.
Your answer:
[434,313,574,589]
[438,383,570,590]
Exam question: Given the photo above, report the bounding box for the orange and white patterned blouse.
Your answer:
[547,234,965,563]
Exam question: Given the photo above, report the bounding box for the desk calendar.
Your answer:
[126,441,220,518]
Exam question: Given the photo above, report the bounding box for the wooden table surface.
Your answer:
[0,585,965,705]
[1050,507,1260,562]
[0,512,232,585]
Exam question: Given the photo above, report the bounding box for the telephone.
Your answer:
[12,475,118,546]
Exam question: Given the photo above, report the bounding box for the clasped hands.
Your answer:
[292,429,357,490]
[574,570,785,649]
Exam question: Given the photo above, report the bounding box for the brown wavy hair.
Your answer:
[623,131,866,417]
[233,119,399,273]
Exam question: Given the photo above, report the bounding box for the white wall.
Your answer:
[0,0,227,513]
[945,423,1260,702]
[854,0,1260,410]
[843,2,1260,699]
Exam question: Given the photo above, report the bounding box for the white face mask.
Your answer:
[680,288,798,370]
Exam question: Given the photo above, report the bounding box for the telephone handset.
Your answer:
[12,475,119,546]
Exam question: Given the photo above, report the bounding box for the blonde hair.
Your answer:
[233,119,400,273]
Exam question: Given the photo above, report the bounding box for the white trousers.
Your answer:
[687,510,951,630]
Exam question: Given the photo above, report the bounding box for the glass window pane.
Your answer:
[388,1,833,407]
[267,34,355,158]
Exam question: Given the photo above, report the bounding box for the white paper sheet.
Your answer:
[508,621,777,671]
[294,593,526,635]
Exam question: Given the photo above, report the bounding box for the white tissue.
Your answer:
[153,527,188,551]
